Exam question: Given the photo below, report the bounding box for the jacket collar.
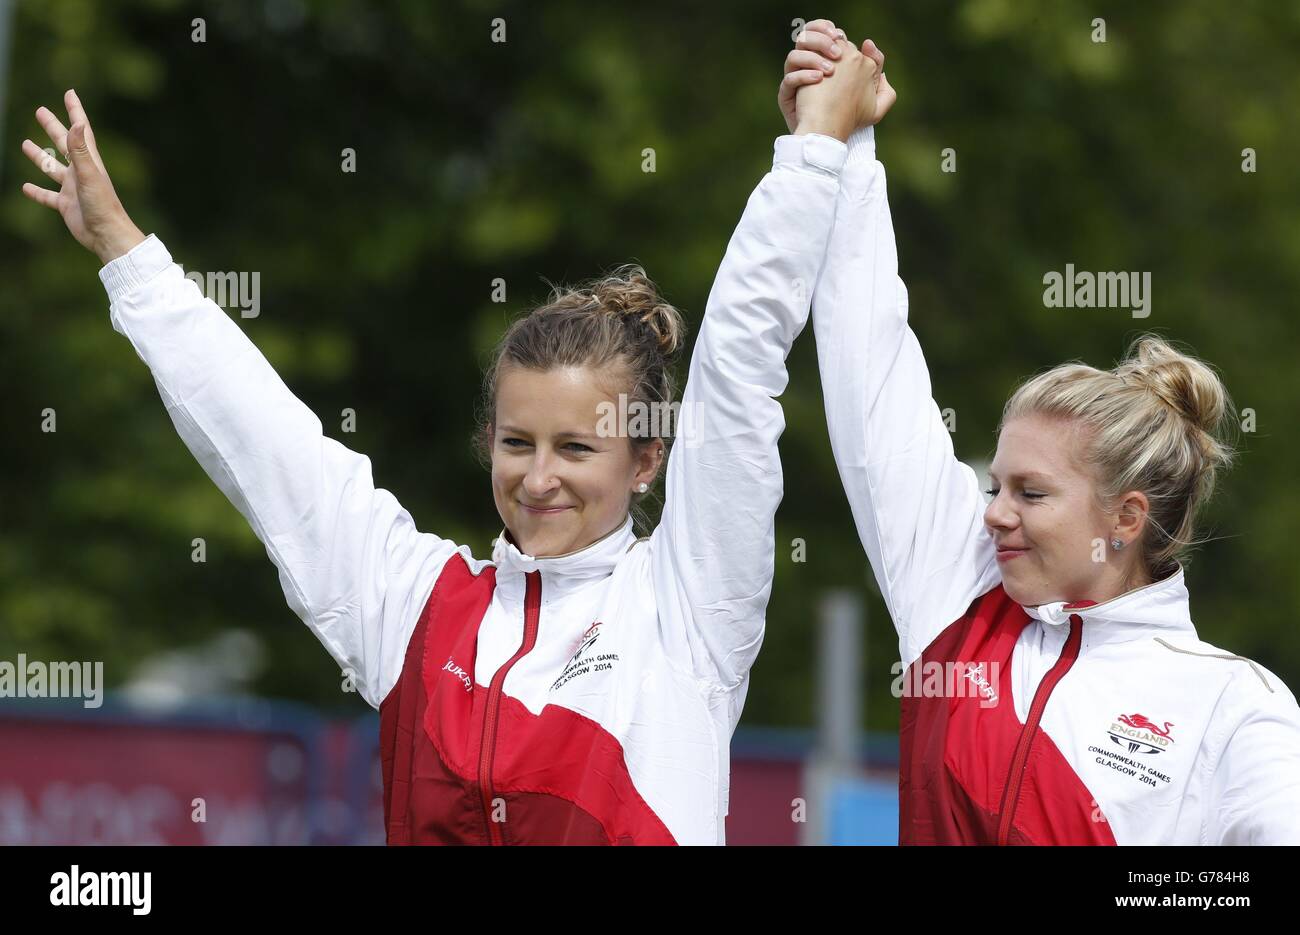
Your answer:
[491,513,636,594]
[1022,564,1195,634]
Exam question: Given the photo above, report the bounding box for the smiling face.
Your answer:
[490,363,663,558]
[984,412,1147,606]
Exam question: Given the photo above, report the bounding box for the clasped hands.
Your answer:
[778,18,897,142]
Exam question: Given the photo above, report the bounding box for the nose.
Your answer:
[983,489,1017,535]
[522,448,562,499]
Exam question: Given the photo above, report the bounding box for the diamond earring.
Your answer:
[1111,538,1124,551]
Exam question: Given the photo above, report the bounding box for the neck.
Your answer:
[1075,561,1158,606]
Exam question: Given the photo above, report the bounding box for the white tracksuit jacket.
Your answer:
[98,133,852,845]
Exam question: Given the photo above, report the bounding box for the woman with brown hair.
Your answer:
[20,32,876,844]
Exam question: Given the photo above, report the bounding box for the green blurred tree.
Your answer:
[1,0,1297,733]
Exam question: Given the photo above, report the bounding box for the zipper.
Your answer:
[995,612,1084,845]
[477,570,542,845]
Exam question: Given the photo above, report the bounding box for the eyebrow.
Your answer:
[499,426,600,440]
[987,470,1053,483]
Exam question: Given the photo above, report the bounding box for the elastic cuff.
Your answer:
[99,234,173,304]
[774,133,848,177]
[845,125,876,167]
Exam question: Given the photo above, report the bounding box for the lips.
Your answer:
[519,502,573,515]
[996,545,1029,561]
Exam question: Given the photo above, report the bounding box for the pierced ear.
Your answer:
[636,441,664,475]
[1116,491,1151,535]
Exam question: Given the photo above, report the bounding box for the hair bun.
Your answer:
[1119,335,1228,435]
[588,265,685,358]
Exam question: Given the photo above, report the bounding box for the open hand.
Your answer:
[21,89,144,264]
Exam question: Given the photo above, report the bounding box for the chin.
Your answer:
[514,522,575,558]
[999,572,1051,609]
[514,528,549,555]
[526,536,565,558]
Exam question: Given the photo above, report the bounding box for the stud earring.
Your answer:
[636,482,648,494]
[1111,538,1124,551]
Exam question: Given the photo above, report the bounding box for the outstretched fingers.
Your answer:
[35,106,70,157]
[21,181,60,210]
[64,88,88,126]
[63,89,106,173]
[22,137,67,182]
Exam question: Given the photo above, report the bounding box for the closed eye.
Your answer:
[984,488,1045,500]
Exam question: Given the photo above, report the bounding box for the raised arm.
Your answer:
[648,28,873,692]
[646,135,841,691]
[21,92,460,708]
[792,32,999,666]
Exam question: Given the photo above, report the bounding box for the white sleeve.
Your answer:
[1205,675,1300,845]
[99,235,461,709]
[649,133,847,691]
[810,127,999,666]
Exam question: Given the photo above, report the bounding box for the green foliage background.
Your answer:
[2,0,1297,730]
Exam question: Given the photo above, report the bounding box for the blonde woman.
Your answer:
[786,20,1300,844]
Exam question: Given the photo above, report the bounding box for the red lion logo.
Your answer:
[1118,713,1174,740]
